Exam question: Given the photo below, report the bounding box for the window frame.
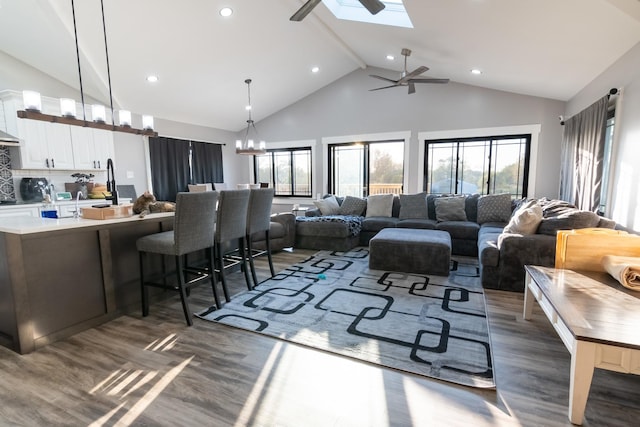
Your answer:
[253,145,313,198]
[423,134,532,198]
[322,131,411,197]
[418,125,541,196]
[327,139,406,197]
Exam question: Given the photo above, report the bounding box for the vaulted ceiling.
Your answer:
[1,0,639,131]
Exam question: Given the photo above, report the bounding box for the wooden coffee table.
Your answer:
[523,265,640,425]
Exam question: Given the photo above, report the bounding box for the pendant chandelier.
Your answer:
[235,78,267,155]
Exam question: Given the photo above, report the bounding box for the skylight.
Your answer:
[323,0,413,28]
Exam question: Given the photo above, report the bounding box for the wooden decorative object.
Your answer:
[81,204,133,220]
[555,227,640,271]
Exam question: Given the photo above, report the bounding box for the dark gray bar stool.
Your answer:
[136,191,218,326]
[214,189,252,299]
[246,188,276,287]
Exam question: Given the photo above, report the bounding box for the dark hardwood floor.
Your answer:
[1,248,638,426]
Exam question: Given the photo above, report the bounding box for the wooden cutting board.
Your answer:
[81,204,133,220]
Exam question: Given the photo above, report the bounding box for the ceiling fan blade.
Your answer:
[369,74,398,83]
[369,84,399,91]
[408,82,416,94]
[409,78,450,84]
[358,0,386,15]
[290,0,323,21]
[398,66,429,84]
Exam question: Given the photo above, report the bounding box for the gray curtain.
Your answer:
[149,136,191,202]
[192,141,224,185]
[559,96,608,212]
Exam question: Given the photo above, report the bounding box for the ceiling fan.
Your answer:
[369,48,450,94]
[290,0,385,22]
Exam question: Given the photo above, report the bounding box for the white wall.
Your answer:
[253,66,566,200]
[566,41,640,230]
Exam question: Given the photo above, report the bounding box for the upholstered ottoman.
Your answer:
[369,228,451,275]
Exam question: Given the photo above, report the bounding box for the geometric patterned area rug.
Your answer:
[197,247,495,389]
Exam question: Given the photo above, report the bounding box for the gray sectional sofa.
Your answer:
[295,193,620,292]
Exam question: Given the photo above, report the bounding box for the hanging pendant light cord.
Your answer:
[71,0,86,120]
[100,0,115,125]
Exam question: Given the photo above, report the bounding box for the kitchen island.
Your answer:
[0,212,174,354]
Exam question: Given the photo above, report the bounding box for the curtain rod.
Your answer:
[559,87,618,125]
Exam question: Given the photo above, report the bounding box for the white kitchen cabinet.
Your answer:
[0,205,40,218]
[15,119,75,170]
[70,127,114,170]
[91,129,114,169]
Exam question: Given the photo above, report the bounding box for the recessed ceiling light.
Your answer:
[219,7,233,17]
[471,69,482,75]
[146,75,159,82]
[245,105,252,111]
[311,66,320,73]
[386,55,395,60]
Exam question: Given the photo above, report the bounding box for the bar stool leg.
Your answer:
[139,252,149,317]
[239,237,252,290]
[216,242,231,302]
[175,255,193,326]
[207,247,221,308]
[246,235,258,288]
[265,229,275,278]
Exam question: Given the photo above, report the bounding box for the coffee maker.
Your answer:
[20,177,49,202]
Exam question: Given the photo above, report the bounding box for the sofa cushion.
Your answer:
[435,196,467,222]
[366,194,394,217]
[362,217,400,232]
[397,219,437,229]
[436,221,479,240]
[339,195,367,216]
[477,193,512,224]
[537,209,601,236]
[313,195,340,215]
[503,199,543,235]
[478,234,500,267]
[598,217,617,229]
[465,193,480,223]
[399,192,428,219]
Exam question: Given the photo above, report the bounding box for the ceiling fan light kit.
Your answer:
[369,48,450,94]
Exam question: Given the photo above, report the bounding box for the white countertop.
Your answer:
[0,212,174,234]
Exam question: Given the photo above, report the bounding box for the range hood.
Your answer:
[0,129,20,145]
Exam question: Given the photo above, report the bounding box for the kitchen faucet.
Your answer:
[74,191,85,218]
[105,158,119,206]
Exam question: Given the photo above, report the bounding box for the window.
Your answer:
[254,147,312,197]
[329,140,404,197]
[424,134,531,198]
[599,109,616,215]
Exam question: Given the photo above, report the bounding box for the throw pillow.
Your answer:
[399,192,428,219]
[366,194,394,217]
[313,195,340,215]
[338,195,367,216]
[434,196,467,222]
[503,199,543,234]
[477,193,512,224]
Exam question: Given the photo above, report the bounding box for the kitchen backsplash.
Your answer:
[0,146,15,200]
[0,147,108,203]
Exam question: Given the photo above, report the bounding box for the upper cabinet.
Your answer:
[70,127,114,170]
[1,90,115,171]
[15,119,75,169]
